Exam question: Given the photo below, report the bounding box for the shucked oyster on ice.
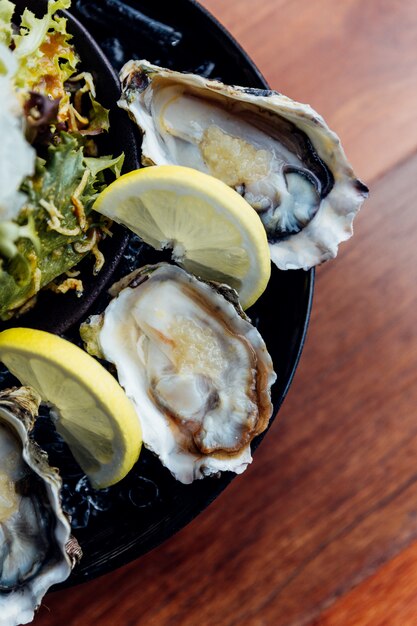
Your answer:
[119,60,368,271]
[0,387,81,626]
[81,263,276,484]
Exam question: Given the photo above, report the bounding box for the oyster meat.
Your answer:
[81,263,276,484]
[0,387,81,626]
[119,60,368,270]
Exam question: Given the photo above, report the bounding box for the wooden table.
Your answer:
[34,1,417,624]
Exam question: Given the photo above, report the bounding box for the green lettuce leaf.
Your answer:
[79,94,110,136]
[84,153,125,179]
[0,132,122,320]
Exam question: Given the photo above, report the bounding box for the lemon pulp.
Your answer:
[93,165,271,309]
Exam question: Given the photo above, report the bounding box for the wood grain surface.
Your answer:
[33,1,417,625]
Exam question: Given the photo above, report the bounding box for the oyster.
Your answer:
[81,263,276,484]
[0,387,81,626]
[119,60,368,270]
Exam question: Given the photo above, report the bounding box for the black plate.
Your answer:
[0,0,314,585]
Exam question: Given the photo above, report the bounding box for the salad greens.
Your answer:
[0,134,124,319]
[0,0,123,320]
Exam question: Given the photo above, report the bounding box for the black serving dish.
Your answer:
[0,0,314,585]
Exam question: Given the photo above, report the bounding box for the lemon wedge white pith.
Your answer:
[0,328,142,489]
[93,165,271,309]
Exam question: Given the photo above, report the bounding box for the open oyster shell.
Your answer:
[119,60,368,270]
[81,263,276,484]
[0,387,81,626]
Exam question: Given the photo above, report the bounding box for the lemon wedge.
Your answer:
[0,328,142,489]
[93,165,271,309]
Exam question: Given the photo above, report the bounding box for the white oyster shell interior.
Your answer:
[92,264,276,484]
[119,60,368,270]
[0,388,76,626]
